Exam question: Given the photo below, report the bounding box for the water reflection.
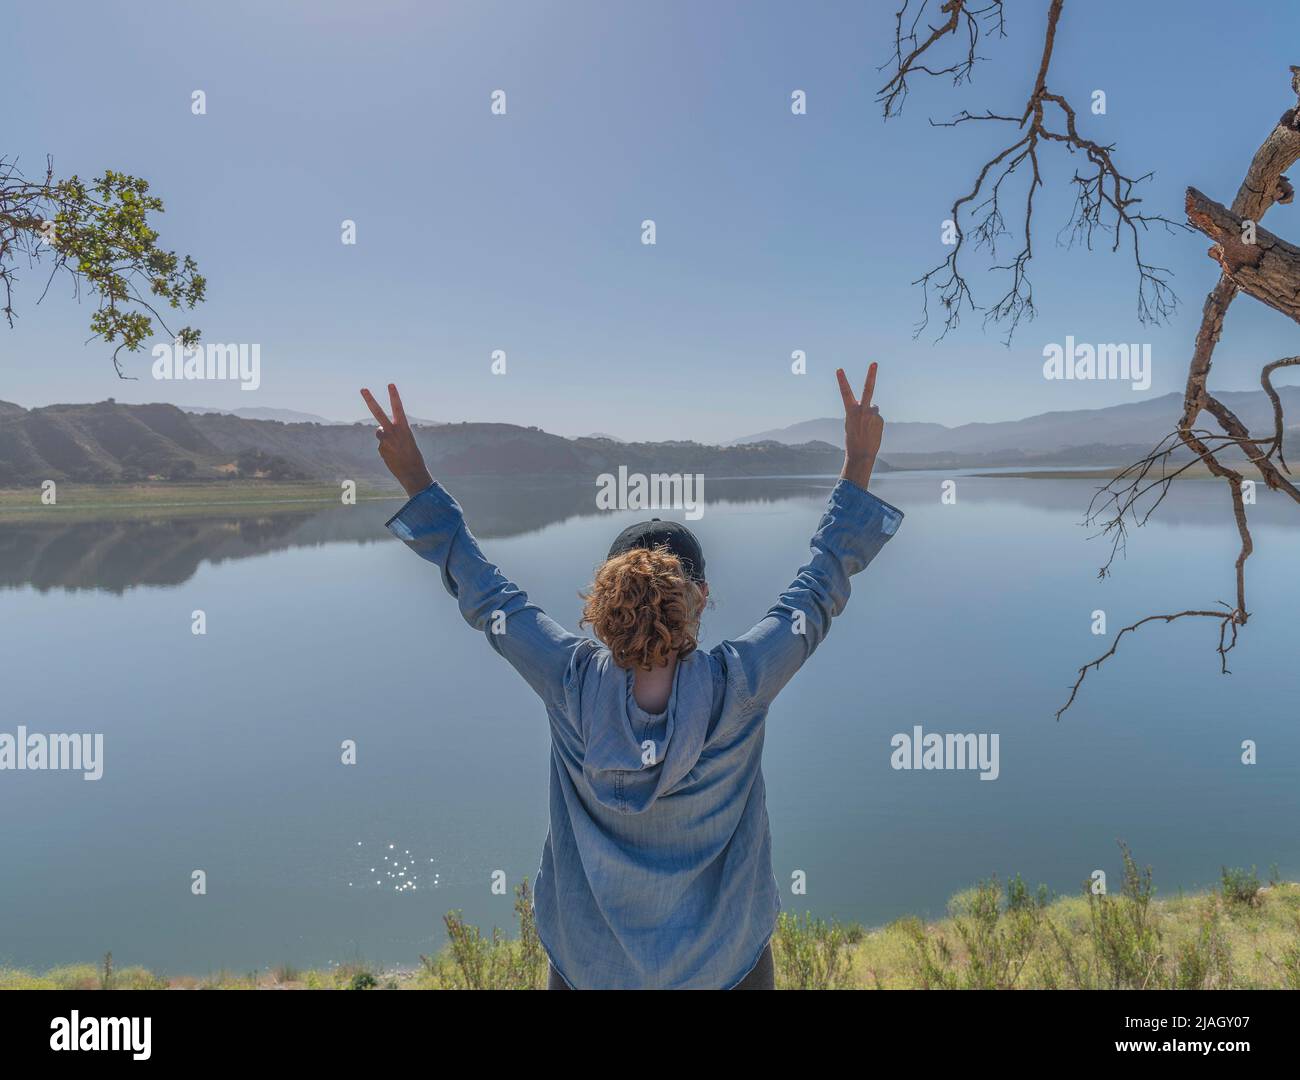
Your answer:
[1,474,1290,593]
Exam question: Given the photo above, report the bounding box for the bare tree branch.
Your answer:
[1261,355,1300,469]
[882,10,1300,716]
[1055,607,1241,721]
[877,0,1006,119]
[1058,67,1300,717]
[890,0,1182,342]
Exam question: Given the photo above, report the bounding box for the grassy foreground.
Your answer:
[4,850,1298,990]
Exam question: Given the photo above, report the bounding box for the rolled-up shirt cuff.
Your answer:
[832,476,904,538]
[385,481,457,538]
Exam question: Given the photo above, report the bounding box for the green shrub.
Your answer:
[898,915,959,989]
[901,876,1049,989]
[1171,900,1233,989]
[272,963,301,985]
[1085,843,1164,989]
[421,880,547,990]
[773,912,852,989]
[1220,866,1261,907]
[1277,917,1300,989]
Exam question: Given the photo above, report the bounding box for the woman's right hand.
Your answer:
[836,363,884,490]
[360,383,434,497]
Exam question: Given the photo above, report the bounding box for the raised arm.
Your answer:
[362,384,590,706]
[714,364,903,710]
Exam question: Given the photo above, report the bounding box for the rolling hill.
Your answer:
[0,401,857,486]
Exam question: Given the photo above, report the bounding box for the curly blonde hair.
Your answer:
[580,546,704,671]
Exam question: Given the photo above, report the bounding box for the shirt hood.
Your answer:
[568,648,715,814]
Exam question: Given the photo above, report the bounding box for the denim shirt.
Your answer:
[387,478,903,989]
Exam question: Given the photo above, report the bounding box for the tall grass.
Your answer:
[897,844,1253,990]
[416,879,548,990]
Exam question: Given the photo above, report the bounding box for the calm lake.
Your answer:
[2,473,1297,975]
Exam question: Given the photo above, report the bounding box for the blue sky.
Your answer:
[3,0,1298,440]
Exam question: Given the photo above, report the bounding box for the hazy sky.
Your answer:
[4,0,1298,441]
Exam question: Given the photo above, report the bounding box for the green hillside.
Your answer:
[0,401,860,486]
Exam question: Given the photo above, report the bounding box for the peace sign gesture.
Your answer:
[360,383,434,497]
[835,363,885,490]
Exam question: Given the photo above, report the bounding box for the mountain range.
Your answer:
[4,387,1297,487]
[178,405,444,427]
[732,388,1300,469]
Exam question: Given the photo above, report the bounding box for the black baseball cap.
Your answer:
[606,518,706,582]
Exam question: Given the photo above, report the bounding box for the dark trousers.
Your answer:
[548,942,774,990]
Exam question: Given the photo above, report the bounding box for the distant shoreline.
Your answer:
[968,464,1221,481]
[0,466,1225,524]
[0,481,402,522]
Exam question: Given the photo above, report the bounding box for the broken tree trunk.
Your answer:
[1180,67,1300,435]
[1185,188,1300,324]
